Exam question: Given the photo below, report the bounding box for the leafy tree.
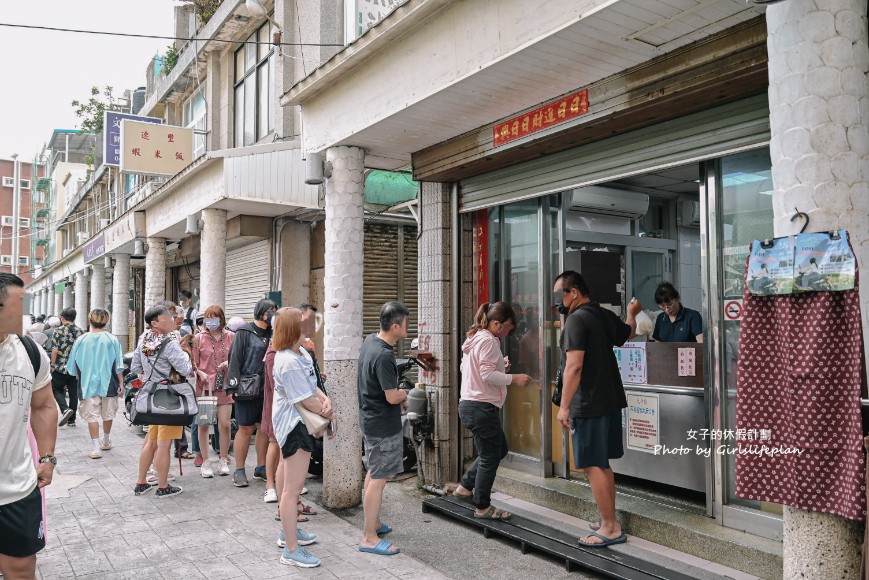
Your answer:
[71,85,116,173]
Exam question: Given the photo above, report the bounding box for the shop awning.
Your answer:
[364,170,417,207]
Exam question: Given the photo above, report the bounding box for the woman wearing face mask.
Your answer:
[192,306,236,477]
[452,302,531,520]
[226,299,277,488]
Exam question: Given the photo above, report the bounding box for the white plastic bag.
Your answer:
[635,310,655,337]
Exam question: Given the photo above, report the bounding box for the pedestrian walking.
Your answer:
[131,305,207,498]
[65,309,124,459]
[272,307,335,568]
[554,270,640,547]
[0,274,57,580]
[192,305,235,478]
[226,299,276,487]
[452,302,531,520]
[356,301,409,556]
[178,290,199,337]
[49,307,84,427]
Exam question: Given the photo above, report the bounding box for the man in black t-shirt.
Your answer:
[554,271,640,548]
[356,302,409,556]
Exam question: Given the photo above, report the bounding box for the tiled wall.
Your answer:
[677,226,703,323]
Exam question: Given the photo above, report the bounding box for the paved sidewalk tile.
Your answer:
[39,419,450,579]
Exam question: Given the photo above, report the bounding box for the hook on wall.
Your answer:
[790,207,809,234]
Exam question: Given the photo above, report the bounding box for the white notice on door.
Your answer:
[678,348,696,377]
[626,393,659,453]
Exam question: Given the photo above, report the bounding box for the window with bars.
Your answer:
[234,21,275,147]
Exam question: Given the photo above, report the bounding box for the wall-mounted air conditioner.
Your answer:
[678,200,701,228]
[569,186,649,219]
[1,177,13,188]
[99,218,111,229]
[0,216,13,227]
[77,231,89,242]
[0,255,12,265]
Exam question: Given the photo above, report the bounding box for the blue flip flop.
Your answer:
[579,531,627,548]
[358,539,400,556]
[376,523,393,536]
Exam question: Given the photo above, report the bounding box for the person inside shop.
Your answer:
[651,282,703,343]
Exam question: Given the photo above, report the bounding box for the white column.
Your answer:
[90,263,106,311]
[322,145,365,509]
[111,253,131,350]
[200,209,227,310]
[766,1,867,577]
[62,280,73,310]
[74,270,88,329]
[53,285,62,317]
[42,289,50,317]
[144,237,167,309]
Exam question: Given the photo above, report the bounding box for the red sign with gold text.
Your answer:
[492,89,589,147]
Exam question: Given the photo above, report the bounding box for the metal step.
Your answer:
[422,496,698,580]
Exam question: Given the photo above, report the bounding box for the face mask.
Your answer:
[555,299,570,316]
[268,314,275,328]
[204,318,220,330]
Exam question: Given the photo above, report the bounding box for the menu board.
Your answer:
[614,342,647,384]
[627,393,659,453]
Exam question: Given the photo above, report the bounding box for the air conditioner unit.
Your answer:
[1,216,13,227]
[0,255,11,265]
[678,200,702,228]
[1,177,13,188]
[569,186,649,219]
[99,218,111,229]
[77,231,89,241]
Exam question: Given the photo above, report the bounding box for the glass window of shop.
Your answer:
[717,148,781,516]
[234,21,274,147]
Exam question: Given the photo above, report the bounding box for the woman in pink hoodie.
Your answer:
[452,302,531,520]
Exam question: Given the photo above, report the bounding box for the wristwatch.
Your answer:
[38,454,57,465]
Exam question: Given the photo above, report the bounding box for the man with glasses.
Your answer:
[553,270,640,548]
[651,282,703,343]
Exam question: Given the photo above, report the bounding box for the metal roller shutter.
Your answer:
[460,94,770,212]
[363,223,418,357]
[224,239,271,321]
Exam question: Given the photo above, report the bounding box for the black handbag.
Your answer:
[236,373,263,400]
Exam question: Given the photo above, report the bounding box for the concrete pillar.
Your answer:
[766,1,868,577]
[54,285,63,316]
[90,263,106,311]
[200,209,227,310]
[322,145,365,509]
[62,280,73,310]
[74,271,88,330]
[42,289,50,317]
[144,237,167,308]
[417,182,456,486]
[111,253,131,350]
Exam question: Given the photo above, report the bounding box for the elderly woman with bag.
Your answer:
[271,308,335,568]
[192,306,235,478]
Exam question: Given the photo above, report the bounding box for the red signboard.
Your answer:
[492,89,589,147]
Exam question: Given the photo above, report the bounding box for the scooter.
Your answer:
[395,341,434,473]
[122,352,143,420]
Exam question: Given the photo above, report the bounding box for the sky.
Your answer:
[0,2,177,162]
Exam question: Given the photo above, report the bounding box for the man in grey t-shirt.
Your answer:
[356,302,409,556]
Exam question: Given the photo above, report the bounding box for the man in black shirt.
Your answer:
[356,302,409,556]
[554,271,640,548]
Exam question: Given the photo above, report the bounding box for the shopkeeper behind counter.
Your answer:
[651,282,703,343]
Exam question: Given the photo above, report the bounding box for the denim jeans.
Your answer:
[458,400,509,510]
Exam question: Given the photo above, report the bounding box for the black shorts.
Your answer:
[281,422,316,458]
[0,486,45,558]
[235,397,263,427]
[571,410,624,470]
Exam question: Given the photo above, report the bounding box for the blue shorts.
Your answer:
[571,410,624,470]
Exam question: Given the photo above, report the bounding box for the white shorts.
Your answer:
[78,396,120,423]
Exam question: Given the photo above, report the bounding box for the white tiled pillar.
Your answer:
[766,1,867,576]
[144,238,167,309]
[40,289,48,317]
[43,289,50,317]
[74,270,88,329]
[200,209,227,311]
[62,280,73,310]
[90,263,106,311]
[322,145,365,509]
[112,253,131,350]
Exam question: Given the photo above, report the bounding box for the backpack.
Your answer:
[18,334,42,376]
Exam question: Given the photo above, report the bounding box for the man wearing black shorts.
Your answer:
[356,302,409,556]
[0,274,59,579]
[554,271,640,548]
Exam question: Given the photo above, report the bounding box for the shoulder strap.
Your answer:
[18,334,41,376]
[145,337,173,383]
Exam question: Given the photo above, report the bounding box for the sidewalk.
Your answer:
[37,419,450,579]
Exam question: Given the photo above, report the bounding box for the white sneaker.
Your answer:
[201,462,214,478]
[146,469,176,485]
[301,487,308,495]
[100,436,112,450]
[264,488,278,503]
[89,450,102,459]
[217,457,232,476]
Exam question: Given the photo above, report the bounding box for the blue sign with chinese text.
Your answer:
[103,112,162,166]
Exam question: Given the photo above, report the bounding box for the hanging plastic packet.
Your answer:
[793,229,855,292]
[747,236,794,295]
